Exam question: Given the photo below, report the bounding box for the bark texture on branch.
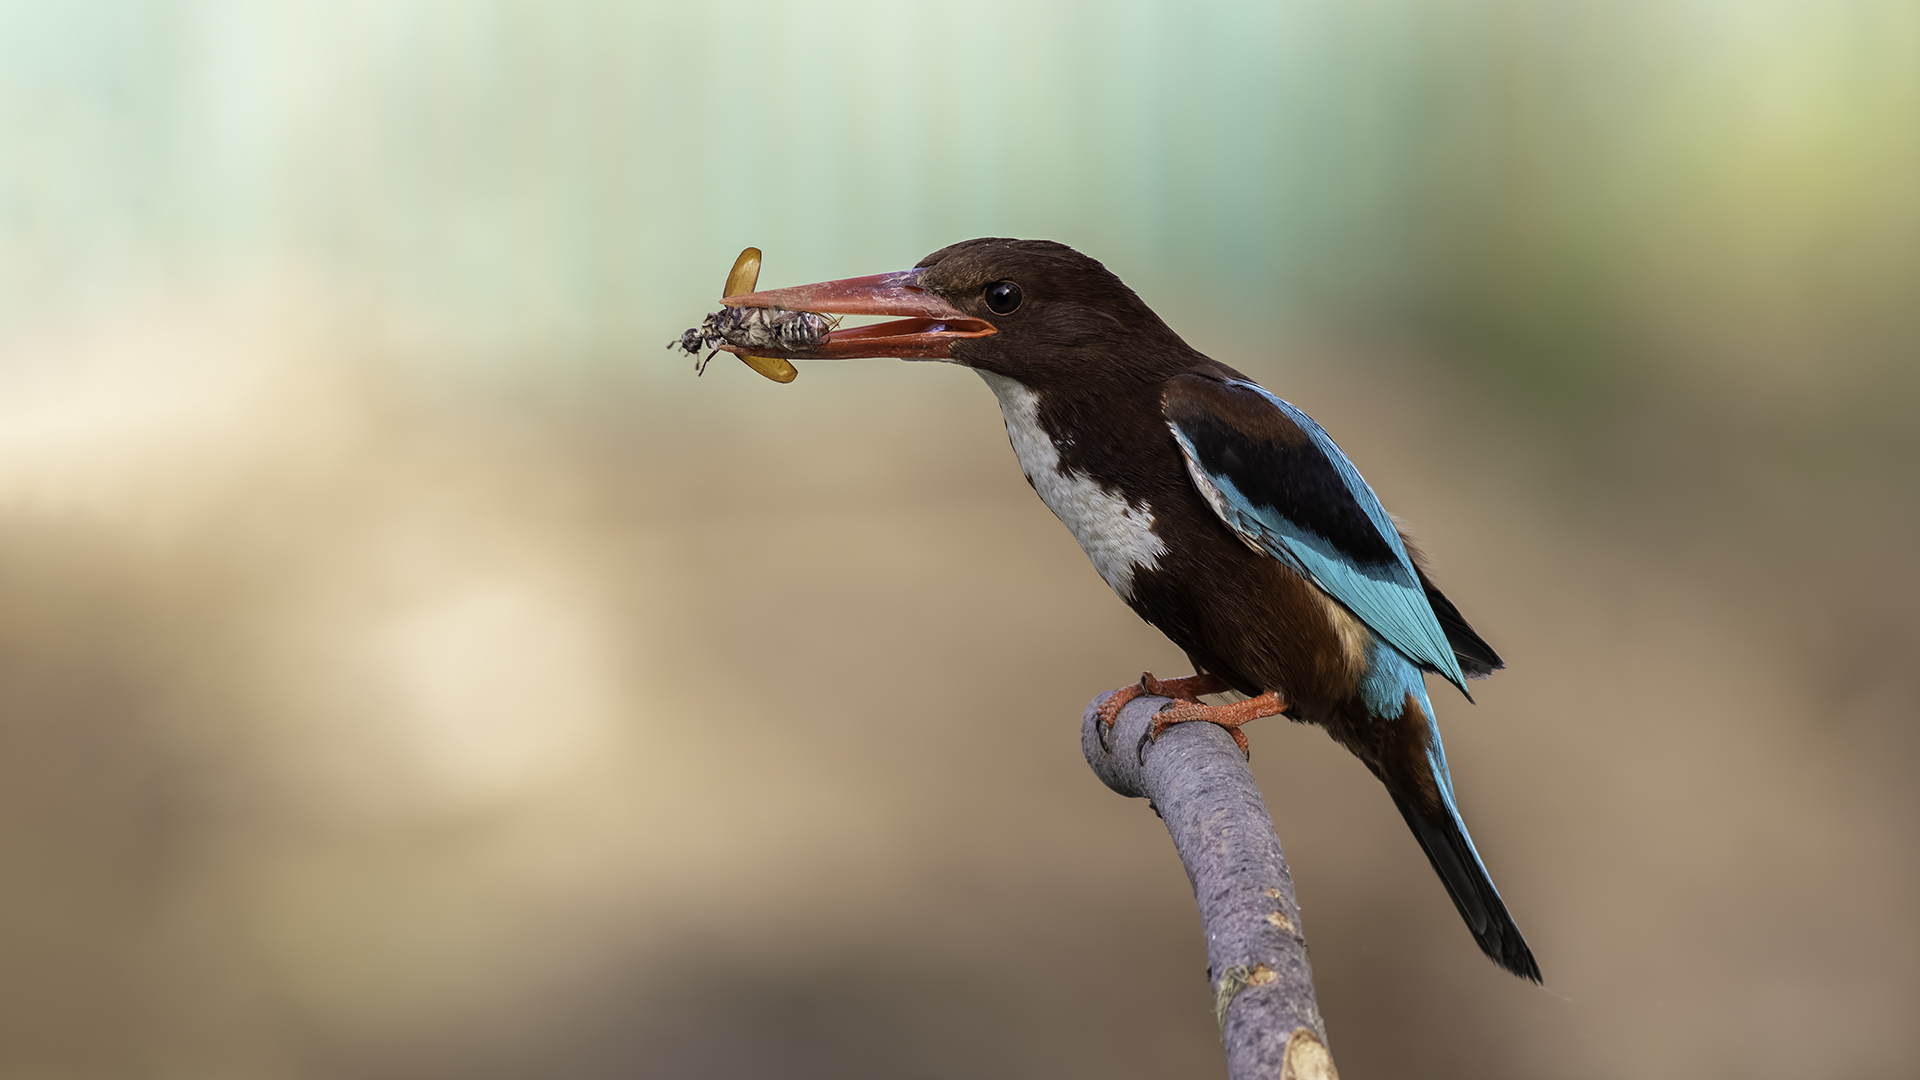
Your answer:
[1082,691,1337,1080]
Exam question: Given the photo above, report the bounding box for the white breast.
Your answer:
[978,371,1168,601]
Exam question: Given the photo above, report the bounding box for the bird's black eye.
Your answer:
[984,280,1022,315]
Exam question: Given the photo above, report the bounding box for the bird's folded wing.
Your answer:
[1162,374,1467,693]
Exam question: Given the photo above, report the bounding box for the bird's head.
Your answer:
[719,238,1193,387]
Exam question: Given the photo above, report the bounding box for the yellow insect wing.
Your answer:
[735,353,799,383]
[723,248,763,298]
[723,247,798,384]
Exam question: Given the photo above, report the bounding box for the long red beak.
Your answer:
[719,269,995,360]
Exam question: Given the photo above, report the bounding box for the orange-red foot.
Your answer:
[1094,671,1233,751]
[1141,691,1287,760]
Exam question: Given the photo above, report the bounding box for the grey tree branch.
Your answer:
[1082,691,1339,1080]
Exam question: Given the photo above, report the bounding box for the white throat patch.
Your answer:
[977,370,1168,601]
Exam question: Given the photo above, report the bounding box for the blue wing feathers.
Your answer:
[1164,377,1469,694]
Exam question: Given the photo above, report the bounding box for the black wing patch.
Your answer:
[1162,379,1397,566]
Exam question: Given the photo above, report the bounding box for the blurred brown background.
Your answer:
[2,2,1916,1077]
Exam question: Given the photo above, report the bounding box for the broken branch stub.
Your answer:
[1081,691,1337,1080]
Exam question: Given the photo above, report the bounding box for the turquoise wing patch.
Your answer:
[1165,379,1467,694]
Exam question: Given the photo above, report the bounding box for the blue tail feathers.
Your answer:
[1371,648,1539,980]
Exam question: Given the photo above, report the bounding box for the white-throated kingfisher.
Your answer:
[720,238,1540,981]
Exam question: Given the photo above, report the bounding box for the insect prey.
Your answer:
[670,307,839,375]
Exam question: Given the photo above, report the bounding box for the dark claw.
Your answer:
[1135,700,1180,764]
[1096,713,1112,754]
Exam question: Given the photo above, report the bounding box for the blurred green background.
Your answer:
[2,2,1915,1077]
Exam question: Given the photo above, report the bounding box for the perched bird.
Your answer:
[720,238,1539,981]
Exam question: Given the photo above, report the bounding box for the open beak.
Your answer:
[719,269,995,360]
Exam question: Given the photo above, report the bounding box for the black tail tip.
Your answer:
[1391,792,1543,984]
[1468,894,1542,983]
[1489,936,1542,983]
